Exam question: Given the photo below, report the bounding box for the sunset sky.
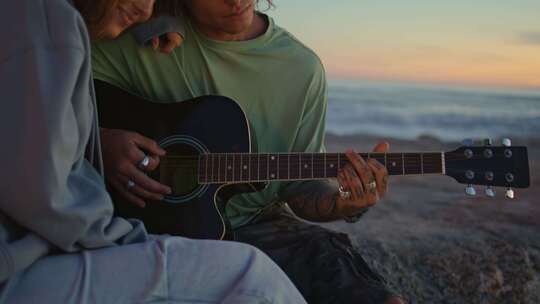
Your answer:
[268,0,540,90]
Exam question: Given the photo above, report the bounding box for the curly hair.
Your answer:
[155,0,275,16]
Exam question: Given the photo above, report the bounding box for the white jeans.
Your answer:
[0,236,306,303]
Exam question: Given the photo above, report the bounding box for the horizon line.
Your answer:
[327,75,540,93]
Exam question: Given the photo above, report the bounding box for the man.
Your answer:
[93,1,404,303]
[0,0,305,303]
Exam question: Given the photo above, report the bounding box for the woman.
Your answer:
[0,0,305,303]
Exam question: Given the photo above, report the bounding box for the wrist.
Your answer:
[334,192,370,223]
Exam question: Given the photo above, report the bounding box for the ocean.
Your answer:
[326,79,540,142]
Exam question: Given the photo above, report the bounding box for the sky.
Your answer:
[266,0,540,90]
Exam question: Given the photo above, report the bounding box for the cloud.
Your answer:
[517,32,540,45]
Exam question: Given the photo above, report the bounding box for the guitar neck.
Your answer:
[190,152,444,184]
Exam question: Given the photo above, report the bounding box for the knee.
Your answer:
[384,297,406,304]
[236,243,294,283]
[241,243,281,273]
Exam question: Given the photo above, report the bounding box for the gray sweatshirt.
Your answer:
[0,0,149,282]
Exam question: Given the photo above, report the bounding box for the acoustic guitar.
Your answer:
[95,80,530,240]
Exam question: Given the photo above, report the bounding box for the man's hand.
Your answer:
[335,142,390,217]
[283,142,390,223]
[100,128,172,208]
[151,32,183,54]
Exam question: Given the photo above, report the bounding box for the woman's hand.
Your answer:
[100,128,172,208]
[151,32,183,54]
[335,142,390,217]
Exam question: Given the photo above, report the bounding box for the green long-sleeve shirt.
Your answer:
[92,14,328,228]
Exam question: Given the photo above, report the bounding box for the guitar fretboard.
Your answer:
[192,152,443,184]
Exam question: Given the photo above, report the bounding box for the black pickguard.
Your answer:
[95,80,266,240]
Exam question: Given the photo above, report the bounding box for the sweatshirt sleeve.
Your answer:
[0,45,147,252]
[131,15,186,46]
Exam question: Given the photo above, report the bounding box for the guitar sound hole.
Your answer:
[154,143,200,197]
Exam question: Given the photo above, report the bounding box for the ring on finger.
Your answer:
[126,180,136,190]
[366,177,377,194]
[138,155,150,169]
[365,178,377,194]
[338,185,351,199]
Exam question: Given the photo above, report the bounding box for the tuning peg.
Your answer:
[485,186,496,198]
[462,138,474,147]
[465,185,476,196]
[483,138,493,146]
[502,138,512,147]
[505,188,515,199]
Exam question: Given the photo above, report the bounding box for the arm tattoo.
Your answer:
[279,180,341,222]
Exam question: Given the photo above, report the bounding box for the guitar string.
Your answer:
[161,163,444,167]
[162,153,446,159]
[161,156,448,162]
[160,155,489,162]
[160,157,445,167]
[160,156,443,160]
[158,163,442,172]
[159,161,442,168]
[161,151,499,158]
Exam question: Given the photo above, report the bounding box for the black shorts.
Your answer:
[233,203,399,304]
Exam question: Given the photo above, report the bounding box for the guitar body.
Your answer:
[95,80,265,240]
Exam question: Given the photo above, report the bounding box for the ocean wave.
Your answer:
[326,81,540,141]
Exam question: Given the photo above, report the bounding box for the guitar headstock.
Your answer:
[444,138,530,199]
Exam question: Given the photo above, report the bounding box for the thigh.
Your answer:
[2,240,166,304]
[1,236,304,304]
[234,210,397,304]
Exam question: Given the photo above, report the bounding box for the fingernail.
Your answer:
[166,188,173,194]
[157,195,164,201]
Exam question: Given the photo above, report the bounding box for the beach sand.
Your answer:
[323,134,540,304]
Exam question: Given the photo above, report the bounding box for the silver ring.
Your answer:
[138,155,150,169]
[367,181,377,190]
[126,180,136,190]
[338,185,351,199]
